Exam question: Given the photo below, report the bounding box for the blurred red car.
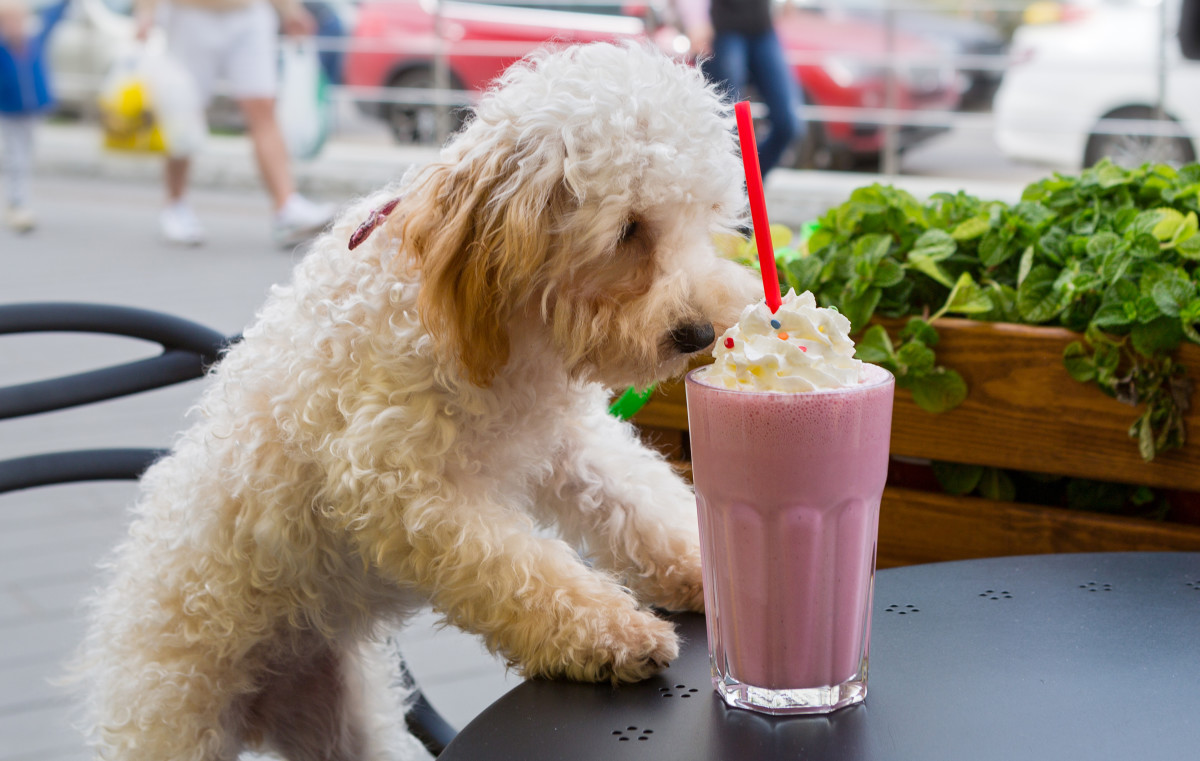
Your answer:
[342,0,963,169]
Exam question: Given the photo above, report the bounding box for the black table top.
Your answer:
[438,552,1200,761]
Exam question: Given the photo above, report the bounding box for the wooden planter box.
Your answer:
[631,318,1200,568]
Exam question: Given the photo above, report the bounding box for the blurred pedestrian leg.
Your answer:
[1,113,35,231]
[675,0,803,178]
[1,0,69,234]
[703,27,802,177]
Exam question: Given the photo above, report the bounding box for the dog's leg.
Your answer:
[351,488,679,683]
[535,399,705,614]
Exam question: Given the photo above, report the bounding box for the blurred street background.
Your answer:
[4,0,1198,758]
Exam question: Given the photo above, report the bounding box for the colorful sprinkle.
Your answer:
[724,337,734,349]
[778,332,789,341]
[800,346,807,352]
[770,319,781,329]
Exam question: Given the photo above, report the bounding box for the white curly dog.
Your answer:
[75,41,758,761]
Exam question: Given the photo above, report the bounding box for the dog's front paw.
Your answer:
[651,576,705,614]
[594,610,680,683]
[650,548,706,613]
[522,607,679,684]
[629,546,705,614]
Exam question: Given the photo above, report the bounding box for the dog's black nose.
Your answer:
[670,323,716,354]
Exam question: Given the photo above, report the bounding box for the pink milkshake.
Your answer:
[685,290,894,714]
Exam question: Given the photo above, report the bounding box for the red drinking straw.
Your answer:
[734,100,782,313]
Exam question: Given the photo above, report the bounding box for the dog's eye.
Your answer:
[619,218,640,244]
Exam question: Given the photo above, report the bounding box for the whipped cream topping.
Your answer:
[701,289,864,392]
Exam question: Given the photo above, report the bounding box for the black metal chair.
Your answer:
[0,301,457,756]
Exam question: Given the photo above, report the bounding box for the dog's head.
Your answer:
[394,42,759,389]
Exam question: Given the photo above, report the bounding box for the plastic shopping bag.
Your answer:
[141,48,207,158]
[276,38,331,160]
[96,47,206,157]
[97,53,166,154]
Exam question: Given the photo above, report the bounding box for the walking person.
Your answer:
[0,0,67,234]
[675,0,803,177]
[134,0,335,247]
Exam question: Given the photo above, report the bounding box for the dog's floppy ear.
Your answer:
[398,152,564,387]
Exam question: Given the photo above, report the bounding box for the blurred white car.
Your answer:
[994,0,1200,168]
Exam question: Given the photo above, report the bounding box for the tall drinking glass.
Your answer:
[685,363,894,714]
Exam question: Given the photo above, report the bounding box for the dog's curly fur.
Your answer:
[73,42,758,761]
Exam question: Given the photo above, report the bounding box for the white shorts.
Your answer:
[161,1,279,103]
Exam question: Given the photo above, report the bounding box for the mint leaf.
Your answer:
[854,324,894,363]
[854,233,893,264]
[1150,207,1188,242]
[841,287,882,332]
[1177,234,1200,260]
[899,316,939,346]
[1091,301,1134,329]
[930,461,984,495]
[1064,341,1096,382]
[942,272,994,316]
[1135,295,1163,324]
[907,253,955,289]
[785,255,823,295]
[896,340,937,373]
[977,468,1017,501]
[873,258,906,288]
[986,282,1021,322]
[1131,315,1184,357]
[909,368,967,413]
[1091,160,1134,189]
[1181,299,1200,344]
[1094,341,1121,384]
[1017,245,1035,286]
[1127,232,1160,259]
[1013,200,1057,231]
[909,229,957,262]
[1151,273,1196,317]
[979,228,1016,267]
[951,214,991,241]
[1085,231,1124,260]
[1135,413,1156,461]
[1017,264,1067,323]
[1129,209,1167,237]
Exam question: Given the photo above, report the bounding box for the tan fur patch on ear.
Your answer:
[396,159,566,386]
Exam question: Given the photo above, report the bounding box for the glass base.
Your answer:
[712,672,867,715]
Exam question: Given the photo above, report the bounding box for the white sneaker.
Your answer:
[273,194,336,248]
[160,202,206,246]
[5,205,35,234]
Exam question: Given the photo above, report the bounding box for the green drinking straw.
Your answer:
[608,385,657,420]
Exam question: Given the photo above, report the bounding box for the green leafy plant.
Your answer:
[770,160,1200,461]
